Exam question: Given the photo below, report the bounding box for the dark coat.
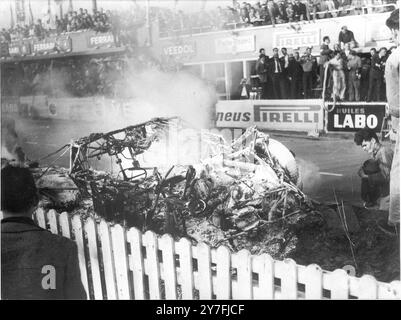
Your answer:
[256,58,269,83]
[1,217,87,300]
[268,56,285,74]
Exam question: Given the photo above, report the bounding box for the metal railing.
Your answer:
[159,3,397,39]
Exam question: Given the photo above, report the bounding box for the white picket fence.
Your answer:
[33,209,400,300]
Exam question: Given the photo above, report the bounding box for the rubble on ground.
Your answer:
[17,118,399,282]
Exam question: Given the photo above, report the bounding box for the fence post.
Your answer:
[99,220,117,300]
[84,217,103,300]
[111,224,131,299]
[59,212,71,238]
[252,253,275,299]
[36,208,46,229]
[143,230,161,299]
[47,209,58,234]
[71,215,89,299]
[158,233,177,299]
[303,264,323,299]
[215,246,231,299]
[232,249,253,299]
[196,242,213,299]
[329,269,349,299]
[127,227,145,300]
[176,237,194,299]
[276,258,298,299]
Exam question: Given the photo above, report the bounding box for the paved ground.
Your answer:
[11,118,382,205]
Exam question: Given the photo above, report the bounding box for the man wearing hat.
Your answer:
[1,166,87,299]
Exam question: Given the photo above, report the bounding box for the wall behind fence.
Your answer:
[33,209,401,300]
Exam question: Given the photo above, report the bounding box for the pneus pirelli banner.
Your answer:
[216,99,324,132]
[326,103,387,132]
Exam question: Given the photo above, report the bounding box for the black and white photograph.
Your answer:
[0,0,400,302]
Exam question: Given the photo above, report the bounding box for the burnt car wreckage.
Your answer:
[5,117,399,282]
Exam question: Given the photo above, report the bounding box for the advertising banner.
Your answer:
[215,35,255,55]
[87,33,115,48]
[163,41,196,61]
[216,99,324,132]
[32,35,71,54]
[274,29,321,49]
[326,103,387,132]
[7,40,31,56]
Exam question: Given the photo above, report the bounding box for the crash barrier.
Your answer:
[216,99,324,133]
[32,209,401,300]
[325,102,388,133]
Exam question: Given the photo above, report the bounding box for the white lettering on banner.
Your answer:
[9,46,20,55]
[333,114,378,129]
[215,100,324,132]
[33,42,55,52]
[274,30,320,49]
[163,44,195,56]
[89,34,114,46]
[215,35,255,54]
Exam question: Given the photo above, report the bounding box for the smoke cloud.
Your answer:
[297,158,322,194]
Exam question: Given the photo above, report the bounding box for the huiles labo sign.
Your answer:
[327,104,387,132]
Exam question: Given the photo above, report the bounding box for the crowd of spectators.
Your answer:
[238,25,394,101]
[157,0,397,37]
[1,1,396,43]
[0,6,146,43]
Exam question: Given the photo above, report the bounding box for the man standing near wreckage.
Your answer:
[382,9,400,236]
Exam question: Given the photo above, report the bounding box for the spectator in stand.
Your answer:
[249,7,263,26]
[269,47,286,98]
[237,78,252,99]
[360,56,371,101]
[319,36,333,88]
[267,0,280,25]
[327,50,346,101]
[293,0,308,21]
[239,7,251,26]
[256,54,270,99]
[288,52,303,98]
[286,3,295,22]
[280,47,290,93]
[277,1,288,23]
[338,25,356,49]
[368,47,386,101]
[300,47,317,98]
[34,19,44,40]
[347,50,362,101]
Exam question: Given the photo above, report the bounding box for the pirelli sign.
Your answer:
[215,100,324,132]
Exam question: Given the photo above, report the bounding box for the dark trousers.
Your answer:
[302,72,313,99]
[290,77,301,99]
[361,177,381,204]
[367,72,383,101]
[261,82,269,99]
[271,73,286,99]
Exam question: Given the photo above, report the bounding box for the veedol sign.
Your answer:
[163,43,196,56]
[216,100,324,132]
[215,35,255,55]
[326,103,387,132]
[274,29,320,49]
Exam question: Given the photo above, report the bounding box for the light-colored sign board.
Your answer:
[216,99,324,132]
[215,35,255,55]
[274,29,321,49]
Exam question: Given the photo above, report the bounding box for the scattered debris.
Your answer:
[5,118,398,282]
